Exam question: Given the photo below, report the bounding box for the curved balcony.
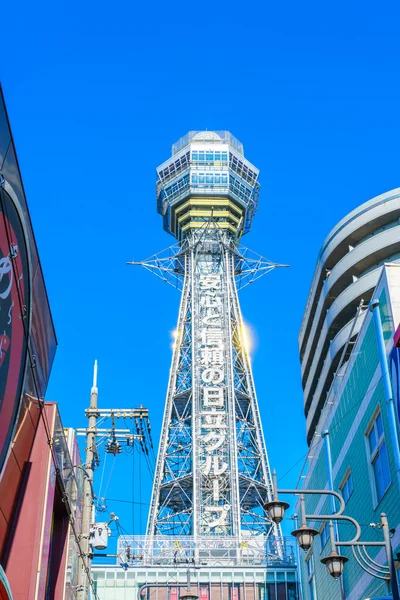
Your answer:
[301,225,400,398]
[305,311,367,444]
[302,269,378,407]
[299,189,400,354]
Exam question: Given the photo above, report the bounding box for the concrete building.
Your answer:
[299,188,400,445]
[298,189,400,599]
[91,551,299,600]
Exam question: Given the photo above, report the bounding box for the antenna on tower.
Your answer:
[93,359,98,388]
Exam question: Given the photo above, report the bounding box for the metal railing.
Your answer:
[116,535,297,568]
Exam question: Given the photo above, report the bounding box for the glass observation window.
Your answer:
[190,173,228,187]
[191,150,228,163]
[366,411,391,503]
[165,173,190,199]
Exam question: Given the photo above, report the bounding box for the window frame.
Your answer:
[306,552,317,600]
[320,521,329,550]
[339,468,354,504]
[365,408,391,507]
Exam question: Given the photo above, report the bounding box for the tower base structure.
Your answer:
[92,534,299,599]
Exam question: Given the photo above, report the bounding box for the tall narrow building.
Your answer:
[92,131,299,599]
[147,130,275,547]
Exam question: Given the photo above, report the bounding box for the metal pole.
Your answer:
[381,513,400,599]
[272,469,278,500]
[300,494,306,525]
[370,300,400,481]
[322,430,345,599]
[77,360,98,600]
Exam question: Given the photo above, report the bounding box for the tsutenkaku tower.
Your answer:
[130,131,287,562]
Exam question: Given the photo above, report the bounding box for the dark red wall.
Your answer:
[0,87,57,564]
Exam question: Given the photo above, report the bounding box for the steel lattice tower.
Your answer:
[130,131,288,565]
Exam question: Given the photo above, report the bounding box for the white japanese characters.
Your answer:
[197,272,231,532]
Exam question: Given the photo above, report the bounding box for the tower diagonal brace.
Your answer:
[128,241,289,292]
[127,242,186,291]
[233,244,289,290]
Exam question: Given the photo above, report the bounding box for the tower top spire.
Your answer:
[156,131,260,240]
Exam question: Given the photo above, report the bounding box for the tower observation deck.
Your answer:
[127,131,294,574]
[157,130,259,240]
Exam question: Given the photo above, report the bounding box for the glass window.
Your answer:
[192,174,198,184]
[376,413,383,437]
[320,522,328,549]
[206,152,213,161]
[206,174,213,184]
[215,152,221,161]
[368,428,377,454]
[367,411,391,503]
[199,174,204,184]
[198,151,205,161]
[222,174,228,184]
[340,471,354,503]
[373,441,391,499]
[222,152,228,162]
[192,151,198,161]
[306,554,316,600]
[215,174,221,184]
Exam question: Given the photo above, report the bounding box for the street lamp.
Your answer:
[291,523,319,552]
[290,494,319,552]
[264,499,290,524]
[180,593,199,600]
[320,522,349,580]
[321,550,349,580]
[266,470,396,589]
[264,470,290,524]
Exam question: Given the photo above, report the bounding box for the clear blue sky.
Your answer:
[2,0,400,548]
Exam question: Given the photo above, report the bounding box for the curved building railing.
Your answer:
[305,312,367,443]
[299,188,400,442]
[299,188,400,354]
[302,270,378,407]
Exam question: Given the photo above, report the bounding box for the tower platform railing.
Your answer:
[116,535,297,568]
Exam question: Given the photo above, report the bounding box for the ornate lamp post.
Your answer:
[265,470,398,593]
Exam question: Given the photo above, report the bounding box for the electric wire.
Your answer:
[97,450,108,503]
[139,444,143,532]
[102,455,116,500]
[116,520,188,598]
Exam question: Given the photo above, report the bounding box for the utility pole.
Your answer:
[76,361,151,600]
[77,361,99,600]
